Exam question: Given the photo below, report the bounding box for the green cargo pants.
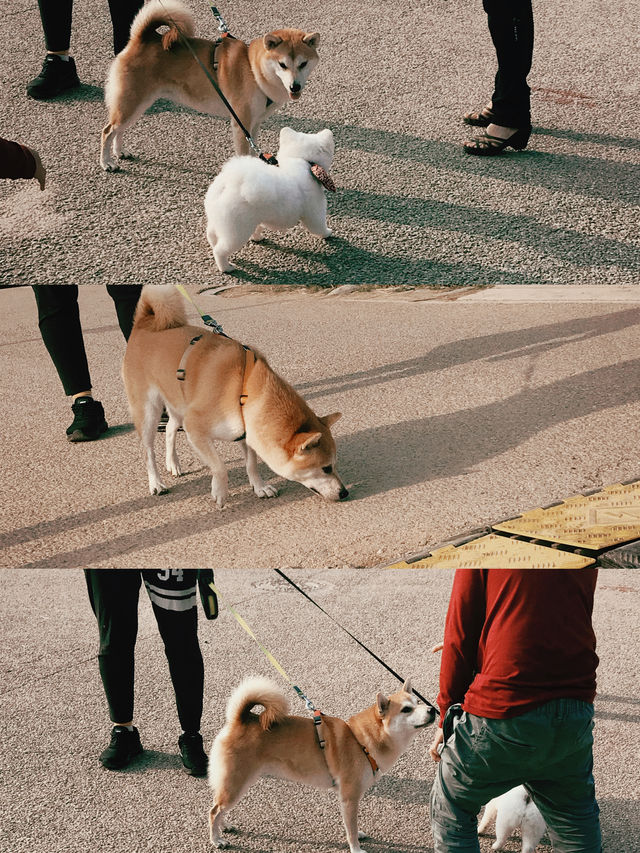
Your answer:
[430,698,601,852]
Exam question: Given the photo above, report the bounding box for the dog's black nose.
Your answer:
[290,82,301,93]
[339,486,349,500]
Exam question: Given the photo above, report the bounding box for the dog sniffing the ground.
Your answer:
[100,0,320,171]
[122,286,348,507]
[207,676,435,852]
[478,786,547,853]
[204,127,335,272]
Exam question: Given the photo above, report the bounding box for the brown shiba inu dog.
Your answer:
[207,677,436,852]
[100,0,320,171]
[122,286,347,507]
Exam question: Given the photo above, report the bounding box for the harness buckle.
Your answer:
[177,368,186,381]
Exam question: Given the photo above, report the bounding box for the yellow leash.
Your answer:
[174,285,225,335]
[208,580,317,710]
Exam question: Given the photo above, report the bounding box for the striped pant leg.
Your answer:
[141,570,204,733]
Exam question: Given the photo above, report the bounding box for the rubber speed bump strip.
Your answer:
[386,533,595,569]
[492,481,640,552]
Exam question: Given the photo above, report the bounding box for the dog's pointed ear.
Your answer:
[319,411,341,428]
[303,32,320,49]
[293,431,322,456]
[402,678,412,695]
[264,32,283,50]
[376,692,390,717]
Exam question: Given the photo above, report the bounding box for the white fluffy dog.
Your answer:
[204,127,335,272]
[478,786,547,853]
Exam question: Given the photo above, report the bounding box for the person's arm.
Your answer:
[437,569,486,721]
[0,138,46,189]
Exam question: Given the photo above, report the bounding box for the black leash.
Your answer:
[273,569,440,715]
[156,0,278,164]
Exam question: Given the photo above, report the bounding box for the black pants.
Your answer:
[85,570,205,732]
[36,0,143,54]
[32,284,141,396]
[483,0,534,128]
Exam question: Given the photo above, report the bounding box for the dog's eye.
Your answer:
[401,706,413,714]
[299,61,307,69]
[322,465,333,474]
[279,62,288,69]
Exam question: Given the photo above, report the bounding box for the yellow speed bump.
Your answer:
[386,533,595,568]
[493,481,640,551]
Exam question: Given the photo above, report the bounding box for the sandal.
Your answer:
[464,128,531,156]
[462,106,496,127]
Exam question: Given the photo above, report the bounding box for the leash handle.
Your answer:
[273,569,440,715]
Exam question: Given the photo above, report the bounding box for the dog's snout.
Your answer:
[339,486,349,501]
[290,82,301,93]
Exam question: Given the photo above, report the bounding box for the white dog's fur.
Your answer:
[478,786,547,853]
[204,126,334,272]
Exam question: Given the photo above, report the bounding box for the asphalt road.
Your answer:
[1,569,639,853]
[2,284,640,569]
[1,0,639,285]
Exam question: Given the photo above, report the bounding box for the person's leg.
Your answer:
[106,0,144,55]
[483,0,534,129]
[32,285,108,440]
[430,711,520,852]
[85,569,144,768]
[105,284,142,339]
[526,701,601,853]
[27,0,80,99]
[141,570,208,775]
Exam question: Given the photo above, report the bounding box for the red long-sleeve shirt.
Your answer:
[0,138,36,179]
[437,569,599,722]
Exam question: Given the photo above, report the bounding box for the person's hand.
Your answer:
[27,146,46,190]
[429,728,444,762]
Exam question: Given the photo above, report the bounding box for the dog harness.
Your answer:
[313,711,379,784]
[176,333,256,440]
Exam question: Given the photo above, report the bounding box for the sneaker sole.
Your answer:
[100,745,144,770]
[67,421,108,442]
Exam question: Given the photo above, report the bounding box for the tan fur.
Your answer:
[100,0,320,171]
[122,285,347,506]
[207,677,436,853]
[224,676,289,731]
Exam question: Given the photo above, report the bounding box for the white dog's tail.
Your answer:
[225,677,289,731]
[128,0,195,50]
[132,285,188,332]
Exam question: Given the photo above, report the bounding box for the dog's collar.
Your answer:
[309,162,336,192]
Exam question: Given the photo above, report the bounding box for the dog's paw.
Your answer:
[357,831,368,840]
[254,484,279,499]
[322,228,333,239]
[101,162,121,173]
[167,462,182,477]
[118,149,134,160]
[210,485,228,508]
[212,839,230,849]
[250,226,266,242]
[150,483,169,495]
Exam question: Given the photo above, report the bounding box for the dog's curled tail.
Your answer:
[133,285,188,332]
[128,0,195,50]
[225,677,289,731]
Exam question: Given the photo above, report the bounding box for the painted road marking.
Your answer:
[386,533,595,569]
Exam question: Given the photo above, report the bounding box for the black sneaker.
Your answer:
[66,397,108,442]
[27,55,81,100]
[178,732,208,776]
[99,726,143,770]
